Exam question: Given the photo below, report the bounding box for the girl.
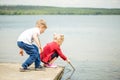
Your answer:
[40,33,70,68]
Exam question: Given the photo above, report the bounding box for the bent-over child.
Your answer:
[17,19,47,72]
[40,33,70,68]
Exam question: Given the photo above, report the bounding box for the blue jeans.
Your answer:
[17,41,40,69]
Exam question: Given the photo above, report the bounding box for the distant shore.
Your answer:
[0,5,120,15]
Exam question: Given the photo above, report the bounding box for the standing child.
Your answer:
[40,33,70,68]
[17,19,47,72]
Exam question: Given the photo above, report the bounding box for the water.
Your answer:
[0,15,120,80]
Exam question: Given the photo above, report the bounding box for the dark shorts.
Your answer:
[51,52,59,60]
[48,53,59,62]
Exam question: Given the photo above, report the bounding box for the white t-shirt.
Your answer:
[17,27,40,45]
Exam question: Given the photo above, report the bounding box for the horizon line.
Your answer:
[0,4,120,9]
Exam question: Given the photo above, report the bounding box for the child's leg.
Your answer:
[17,41,38,69]
[44,53,59,68]
[48,53,59,64]
[49,57,57,65]
[22,48,38,69]
[32,44,41,68]
[17,42,24,56]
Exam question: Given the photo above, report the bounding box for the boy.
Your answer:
[40,33,70,68]
[17,19,47,72]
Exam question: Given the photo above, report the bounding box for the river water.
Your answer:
[0,15,120,80]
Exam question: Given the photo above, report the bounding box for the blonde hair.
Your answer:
[36,19,47,28]
[53,33,64,41]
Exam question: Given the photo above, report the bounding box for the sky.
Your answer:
[0,0,120,8]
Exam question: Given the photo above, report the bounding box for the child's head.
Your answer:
[53,33,64,45]
[36,19,47,34]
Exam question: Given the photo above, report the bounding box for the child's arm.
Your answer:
[33,33,42,52]
[57,48,71,63]
[66,59,70,63]
[56,47,67,60]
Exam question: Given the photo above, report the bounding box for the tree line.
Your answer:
[0,5,120,15]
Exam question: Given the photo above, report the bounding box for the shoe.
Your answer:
[35,66,45,71]
[19,68,30,72]
[44,64,57,68]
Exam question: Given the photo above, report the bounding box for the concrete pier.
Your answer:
[0,63,64,80]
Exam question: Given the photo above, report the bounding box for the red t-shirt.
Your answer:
[40,41,67,63]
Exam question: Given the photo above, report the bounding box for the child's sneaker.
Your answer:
[44,64,57,68]
[35,65,45,71]
[19,68,30,72]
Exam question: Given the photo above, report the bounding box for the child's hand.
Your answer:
[66,59,70,63]
[19,48,24,56]
[39,47,43,53]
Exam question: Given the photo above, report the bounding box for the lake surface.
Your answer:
[0,15,120,80]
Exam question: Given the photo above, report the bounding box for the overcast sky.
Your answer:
[0,0,120,8]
